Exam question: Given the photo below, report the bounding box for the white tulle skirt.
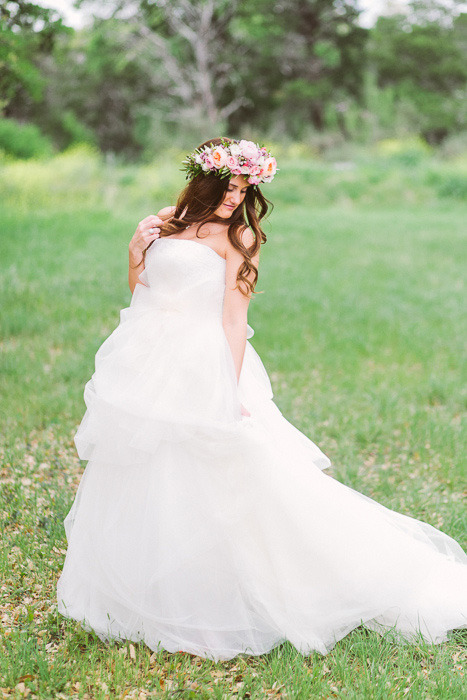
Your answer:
[57,282,467,660]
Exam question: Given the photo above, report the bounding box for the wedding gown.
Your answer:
[56,236,467,661]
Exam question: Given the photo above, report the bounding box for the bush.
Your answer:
[374,137,432,167]
[0,118,54,159]
[437,175,467,200]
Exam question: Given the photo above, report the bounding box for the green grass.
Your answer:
[1,151,466,698]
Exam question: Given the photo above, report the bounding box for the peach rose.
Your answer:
[212,146,228,168]
[262,157,277,177]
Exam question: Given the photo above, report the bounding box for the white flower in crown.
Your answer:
[181,138,278,185]
[239,140,259,160]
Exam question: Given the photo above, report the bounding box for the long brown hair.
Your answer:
[149,137,273,297]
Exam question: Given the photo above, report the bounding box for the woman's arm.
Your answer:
[128,208,175,293]
[128,248,146,295]
[222,228,259,385]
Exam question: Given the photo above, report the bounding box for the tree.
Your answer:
[74,0,249,135]
[230,0,368,139]
[74,0,368,142]
[0,1,69,114]
[370,2,467,143]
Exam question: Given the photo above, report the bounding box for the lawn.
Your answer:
[1,149,466,698]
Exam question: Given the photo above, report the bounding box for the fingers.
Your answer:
[137,215,164,243]
[142,216,164,236]
[133,214,166,253]
[139,214,164,227]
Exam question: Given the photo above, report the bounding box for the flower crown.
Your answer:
[181,139,278,185]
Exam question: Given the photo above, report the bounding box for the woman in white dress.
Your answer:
[57,137,467,661]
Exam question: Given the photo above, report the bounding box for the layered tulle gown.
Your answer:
[56,236,467,660]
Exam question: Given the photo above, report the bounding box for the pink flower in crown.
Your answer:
[249,165,261,176]
[248,175,261,185]
[226,155,239,170]
[239,140,259,161]
[240,164,251,175]
[212,146,228,169]
[231,167,243,175]
[205,154,215,169]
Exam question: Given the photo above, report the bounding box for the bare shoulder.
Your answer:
[157,205,176,221]
[225,226,259,261]
[240,226,256,250]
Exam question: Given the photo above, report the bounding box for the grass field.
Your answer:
[1,149,466,698]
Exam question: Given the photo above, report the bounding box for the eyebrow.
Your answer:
[228,184,249,190]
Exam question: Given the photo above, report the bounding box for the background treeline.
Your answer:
[1,0,467,161]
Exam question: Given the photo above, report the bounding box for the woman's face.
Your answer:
[214,175,250,219]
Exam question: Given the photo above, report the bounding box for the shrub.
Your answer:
[437,175,467,200]
[374,137,432,167]
[0,118,54,159]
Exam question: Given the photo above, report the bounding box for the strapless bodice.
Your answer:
[136,237,227,320]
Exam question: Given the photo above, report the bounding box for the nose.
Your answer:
[227,191,241,205]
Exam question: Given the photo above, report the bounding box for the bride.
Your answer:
[57,137,467,661]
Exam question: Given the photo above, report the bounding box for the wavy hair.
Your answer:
[150,137,273,297]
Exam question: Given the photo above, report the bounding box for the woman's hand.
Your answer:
[129,214,163,263]
[241,404,251,417]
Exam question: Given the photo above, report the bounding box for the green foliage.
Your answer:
[3,146,467,226]
[233,0,367,138]
[375,137,432,166]
[0,23,43,109]
[3,1,467,159]
[0,143,183,212]
[437,176,467,200]
[59,110,96,147]
[426,170,467,200]
[370,11,467,144]
[0,1,70,111]
[0,117,53,159]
